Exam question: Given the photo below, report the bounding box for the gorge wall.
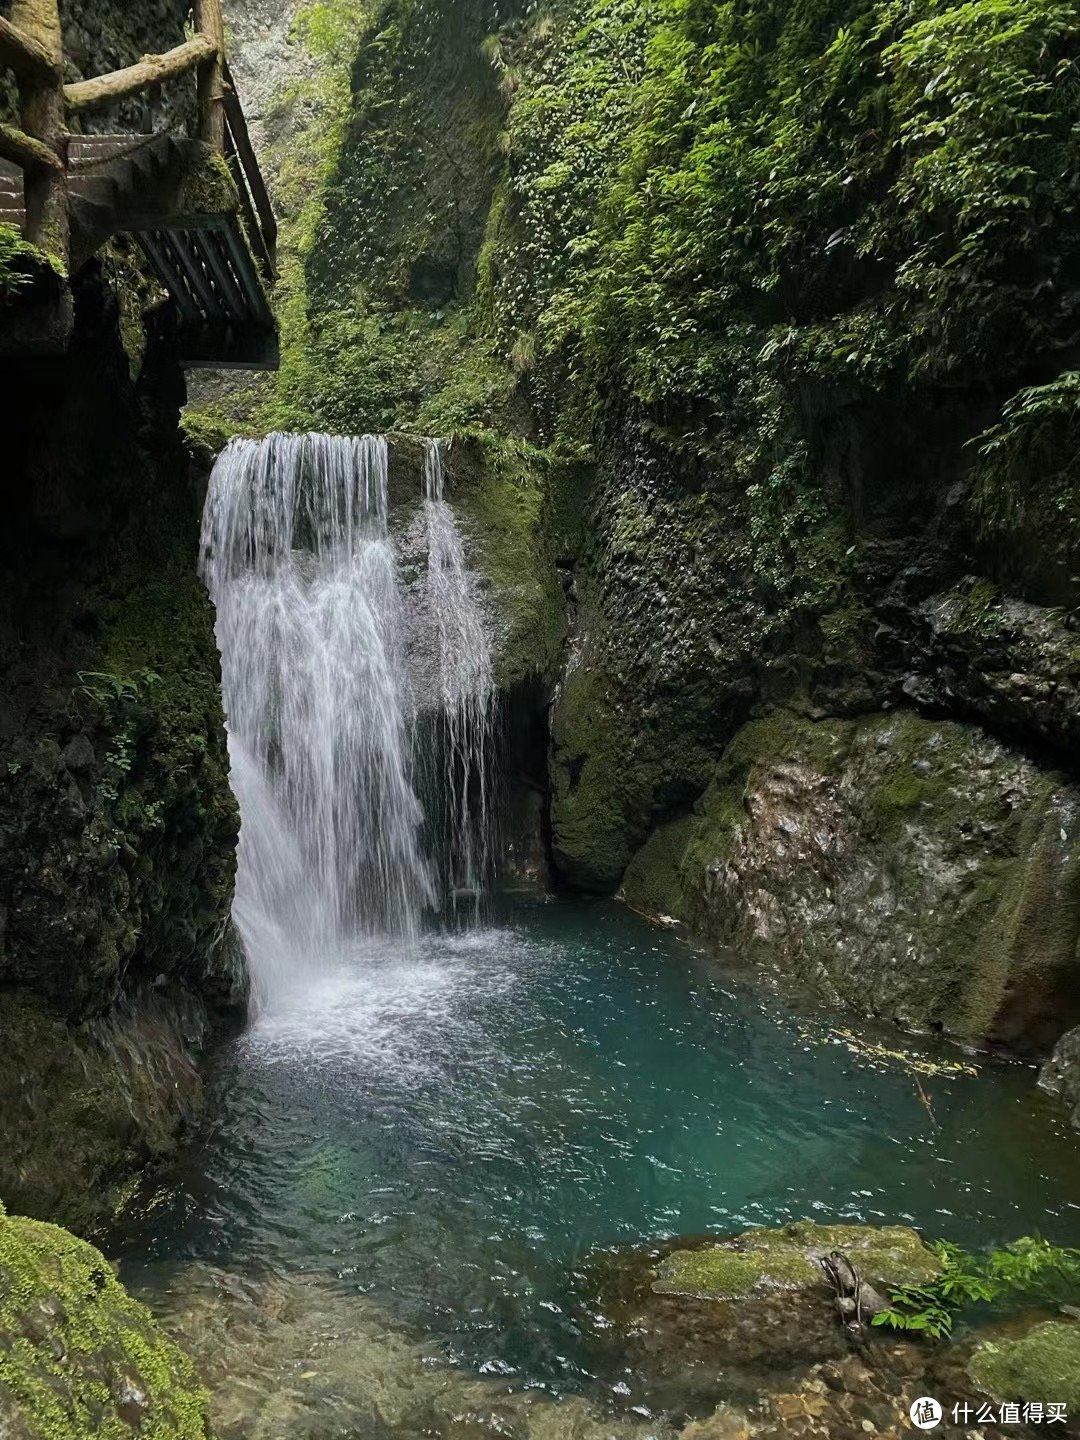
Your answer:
[0,2,244,1231]
[206,0,1080,1073]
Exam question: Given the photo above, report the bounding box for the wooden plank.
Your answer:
[222,61,276,256]
[138,229,202,324]
[193,0,225,152]
[0,121,61,172]
[198,227,248,323]
[64,35,216,112]
[0,17,60,79]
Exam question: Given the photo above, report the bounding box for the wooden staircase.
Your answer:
[0,0,278,370]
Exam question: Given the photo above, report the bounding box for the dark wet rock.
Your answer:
[1039,1027,1080,1129]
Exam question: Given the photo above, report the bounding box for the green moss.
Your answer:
[654,1222,941,1301]
[0,1200,213,1438]
[447,434,567,689]
[621,816,693,920]
[969,1322,1080,1411]
[179,148,238,217]
[0,223,65,299]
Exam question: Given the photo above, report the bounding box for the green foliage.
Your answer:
[972,372,1080,536]
[0,222,62,299]
[874,1237,1080,1339]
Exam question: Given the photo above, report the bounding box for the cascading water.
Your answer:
[199,430,496,1008]
[418,439,496,911]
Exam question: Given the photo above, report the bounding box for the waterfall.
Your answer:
[199,431,496,1007]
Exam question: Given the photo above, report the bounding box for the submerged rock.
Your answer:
[968,1320,1080,1412]
[579,1223,940,1419]
[0,1201,213,1438]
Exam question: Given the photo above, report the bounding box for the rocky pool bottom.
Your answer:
[106,899,1080,1438]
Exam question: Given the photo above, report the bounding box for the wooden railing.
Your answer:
[0,0,275,278]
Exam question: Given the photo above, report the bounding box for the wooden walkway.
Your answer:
[0,1,278,369]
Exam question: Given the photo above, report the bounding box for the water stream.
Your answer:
[127,431,1080,1436]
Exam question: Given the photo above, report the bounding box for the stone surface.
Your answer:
[654,1223,941,1302]
[0,1200,213,1439]
[623,708,1080,1048]
[968,1320,1080,1412]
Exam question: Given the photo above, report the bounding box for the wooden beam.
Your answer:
[64,35,216,113]
[0,120,62,173]
[0,17,60,79]
[193,0,226,152]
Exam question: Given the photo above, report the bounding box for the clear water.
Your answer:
[117,896,1080,1398]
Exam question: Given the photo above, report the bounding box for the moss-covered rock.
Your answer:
[654,1223,941,1302]
[624,707,1080,1047]
[0,1200,213,1439]
[968,1321,1080,1412]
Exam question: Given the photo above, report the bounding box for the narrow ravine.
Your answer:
[111,435,1080,1439]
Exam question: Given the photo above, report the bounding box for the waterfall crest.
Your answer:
[200,432,495,1007]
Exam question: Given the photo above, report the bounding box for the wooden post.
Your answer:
[9,0,67,262]
[193,0,226,153]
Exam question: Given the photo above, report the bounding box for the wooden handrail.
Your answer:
[0,120,62,172]
[0,17,60,79]
[64,35,216,113]
[222,62,277,254]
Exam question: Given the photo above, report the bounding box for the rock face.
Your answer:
[0,1200,213,1439]
[623,709,1080,1049]
[1039,1027,1080,1130]
[0,265,243,1226]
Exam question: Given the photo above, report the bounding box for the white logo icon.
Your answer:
[909,1398,943,1430]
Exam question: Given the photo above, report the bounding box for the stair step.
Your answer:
[68,174,120,208]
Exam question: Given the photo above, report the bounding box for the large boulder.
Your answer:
[0,1201,213,1438]
[579,1223,940,1419]
[623,708,1080,1049]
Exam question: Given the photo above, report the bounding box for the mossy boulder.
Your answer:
[968,1321,1080,1412]
[654,1223,941,1302]
[0,1200,213,1438]
[625,707,1080,1047]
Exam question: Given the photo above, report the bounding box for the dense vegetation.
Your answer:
[231,0,1079,524]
